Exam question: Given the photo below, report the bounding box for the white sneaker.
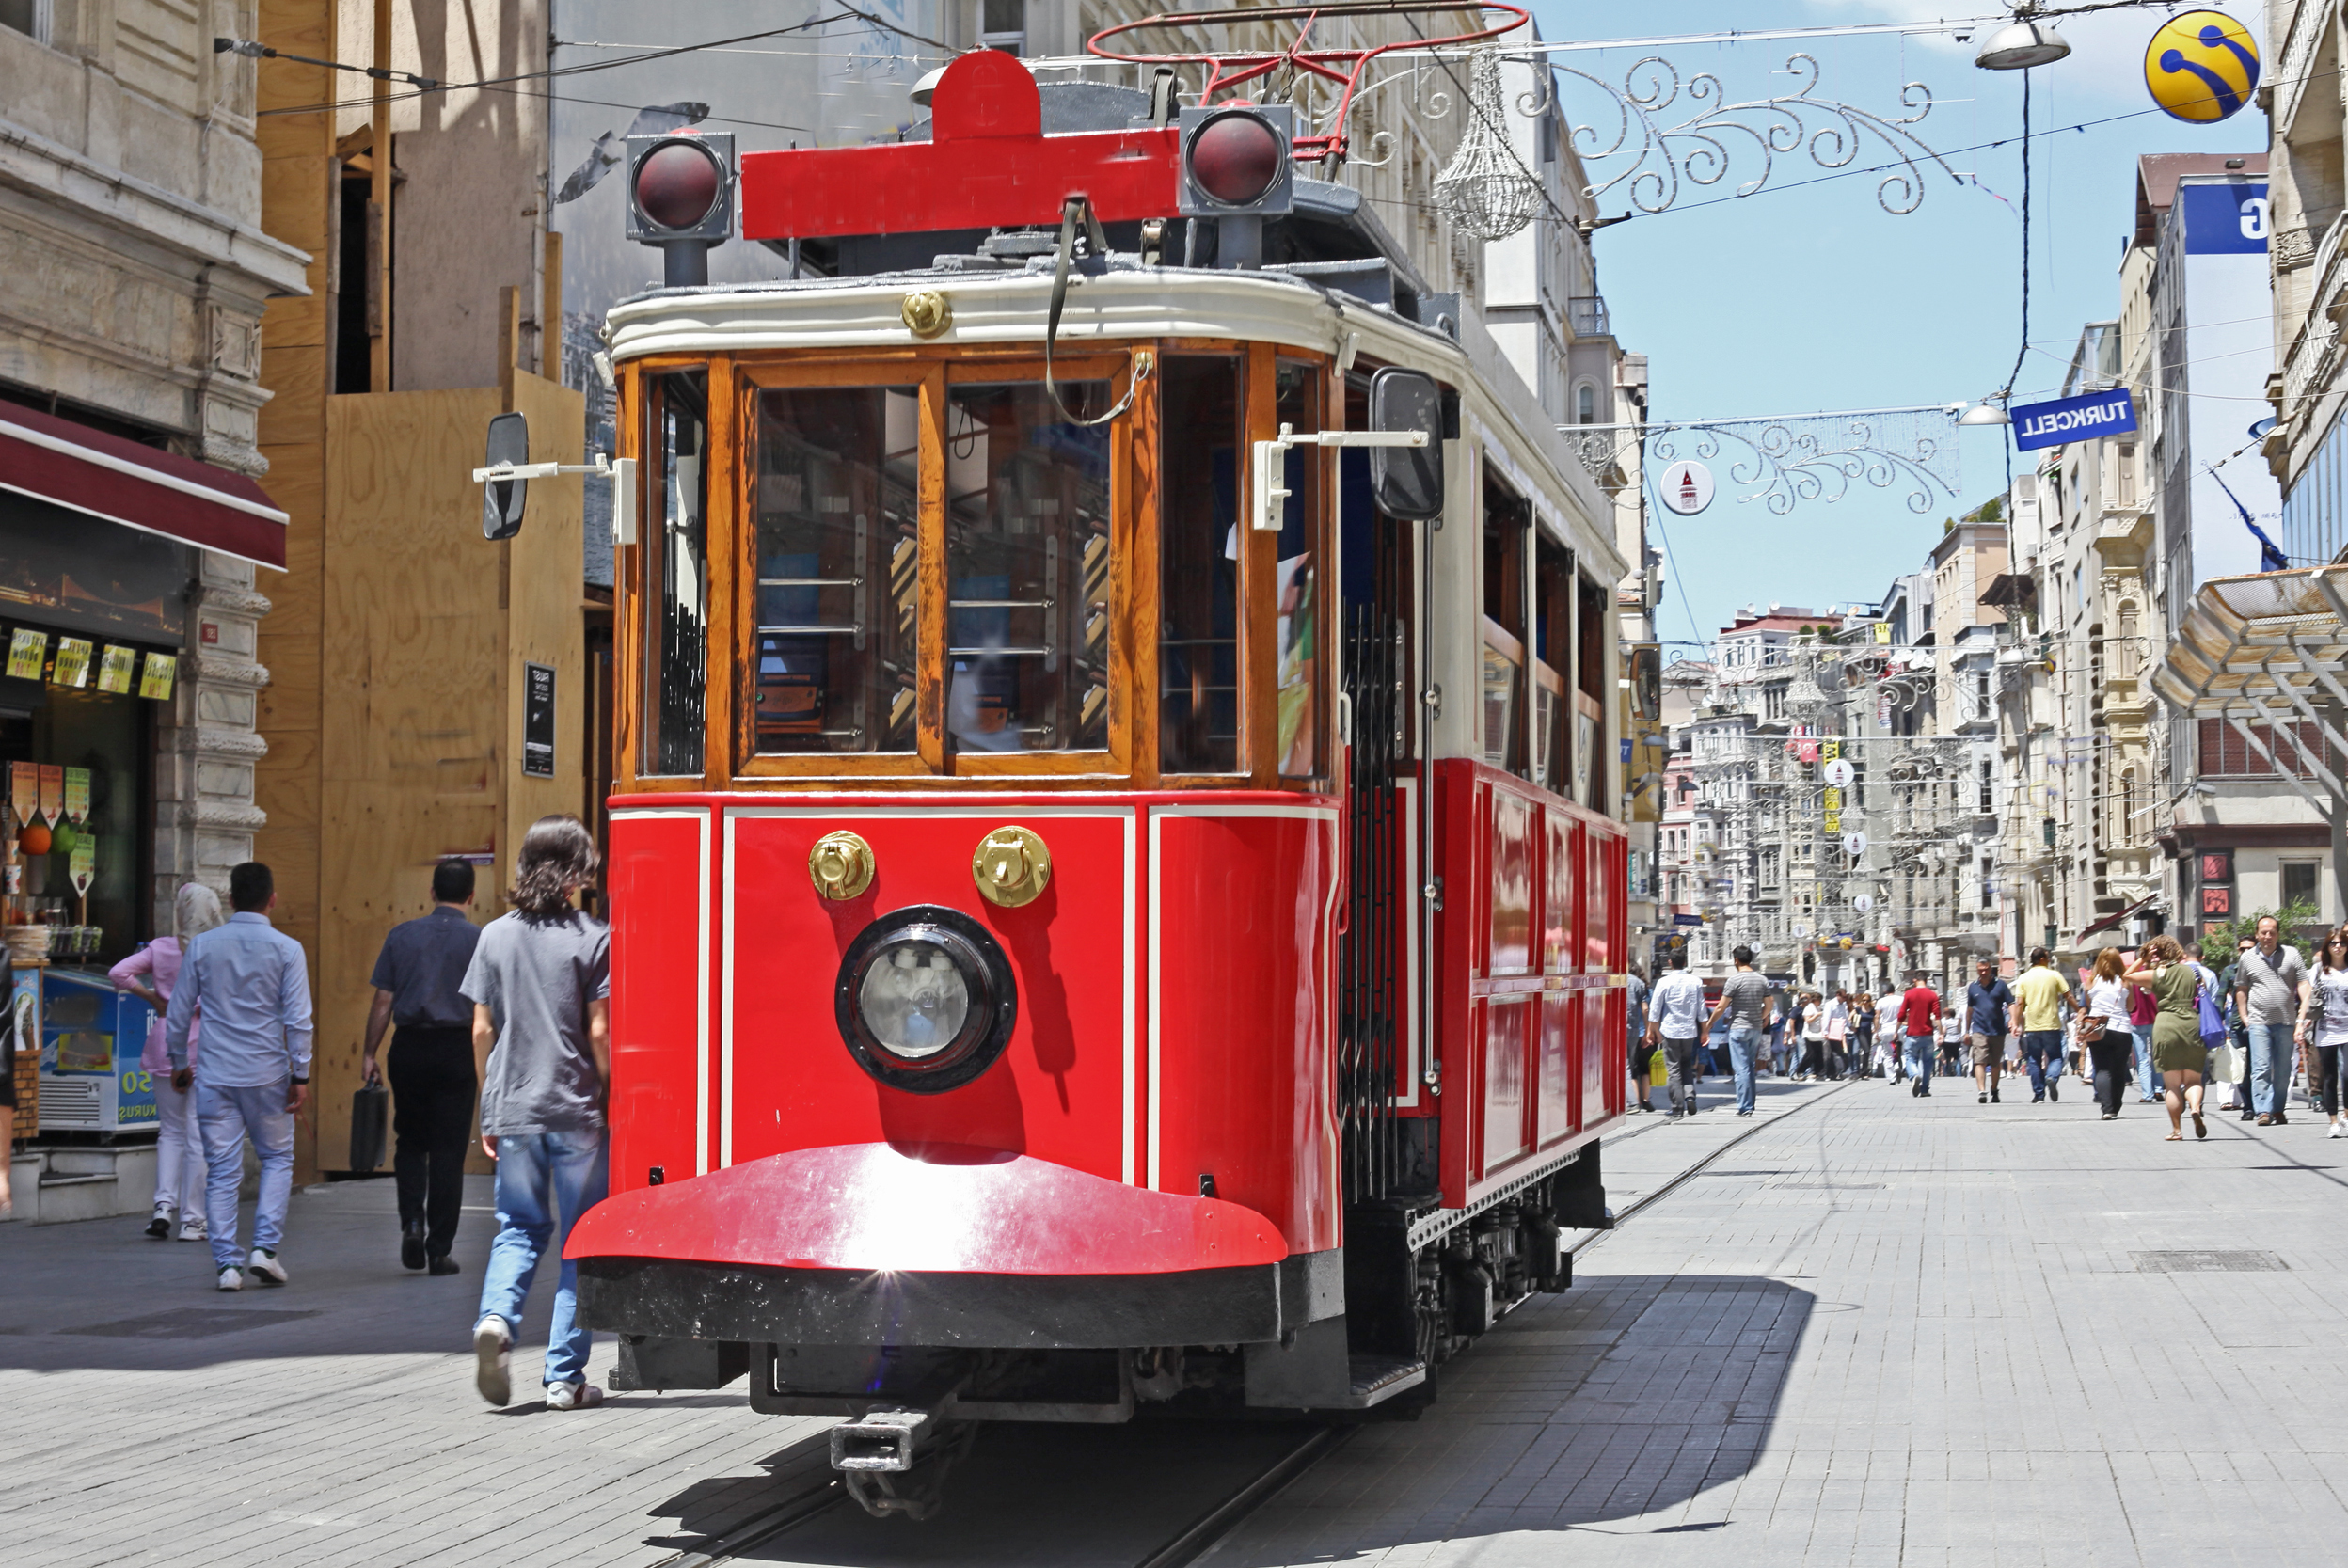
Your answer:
[147,1202,174,1239]
[216,1266,244,1291]
[545,1381,604,1411]
[473,1316,513,1407]
[246,1248,289,1286]
[178,1218,208,1243]
[2330,1121,2346,1140]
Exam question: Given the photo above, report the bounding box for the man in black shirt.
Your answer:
[1966,958,2019,1106]
[362,859,484,1273]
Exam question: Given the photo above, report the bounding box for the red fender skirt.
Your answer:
[565,1143,1289,1275]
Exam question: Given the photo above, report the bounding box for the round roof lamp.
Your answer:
[636,141,722,230]
[1975,20,2071,71]
[910,64,947,108]
[1188,111,1283,206]
[1958,402,2012,426]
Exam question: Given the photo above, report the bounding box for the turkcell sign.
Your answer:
[1673,912,1705,927]
[2010,387,2138,452]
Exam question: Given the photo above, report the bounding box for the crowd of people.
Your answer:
[1627,914,2348,1140]
[101,815,612,1410]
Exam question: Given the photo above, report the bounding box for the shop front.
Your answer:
[0,399,284,1215]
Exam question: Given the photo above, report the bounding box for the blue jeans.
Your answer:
[478,1128,610,1387]
[1903,1035,1935,1090]
[2022,1031,2065,1100]
[1727,1022,1758,1114]
[2248,1022,2294,1117]
[2133,1026,2161,1101]
[197,1078,294,1272]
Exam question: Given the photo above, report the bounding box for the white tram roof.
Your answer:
[608,266,1631,587]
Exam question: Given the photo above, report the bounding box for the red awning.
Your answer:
[2077,895,2157,942]
[0,402,287,571]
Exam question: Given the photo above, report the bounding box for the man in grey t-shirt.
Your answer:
[465,816,612,1411]
[1705,946,1771,1117]
[2234,915,2309,1125]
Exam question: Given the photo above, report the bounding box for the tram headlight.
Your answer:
[834,905,1017,1094]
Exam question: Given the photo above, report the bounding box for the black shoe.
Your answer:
[427,1254,461,1276]
[2049,1081,2059,1102]
[401,1220,427,1272]
[1991,1091,2001,1103]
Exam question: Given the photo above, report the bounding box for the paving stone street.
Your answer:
[6,1071,2340,1568]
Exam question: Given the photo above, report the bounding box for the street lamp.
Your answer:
[1974,16,2071,71]
[1958,400,2012,426]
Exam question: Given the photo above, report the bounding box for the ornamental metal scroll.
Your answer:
[1578,404,1959,516]
[1554,53,1958,216]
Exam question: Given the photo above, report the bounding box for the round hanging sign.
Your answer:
[1823,759,1855,787]
[2145,10,2260,123]
[1657,460,1714,516]
[1842,831,1869,857]
[1853,893,1875,914]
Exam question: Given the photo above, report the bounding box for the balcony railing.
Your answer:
[1567,296,1610,338]
[2277,0,2318,134]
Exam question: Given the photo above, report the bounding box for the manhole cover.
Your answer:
[61,1308,321,1339]
[2133,1251,2288,1274]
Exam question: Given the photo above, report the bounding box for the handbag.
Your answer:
[349,1081,389,1174]
[2197,980,2227,1046]
[2076,1015,2107,1045]
[2208,1042,2246,1084]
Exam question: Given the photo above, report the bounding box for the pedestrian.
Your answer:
[1824,989,1849,1080]
[1624,963,1652,1112]
[1761,991,1785,1076]
[110,883,225,1242]
[2219,936,2256,1115]
[1645,951,1706,1120]
[164,863,312,1291]
[1939,1002,1965,1080]
[1965,958,2017,1105]
[1850,991,1876,1079]
[2013,947,2069,1104]
[361,857,484,1275]
[2296,928,2348,1139]
[2125,961,2162,1103]
[1896,971,1942,1096]
[468,816,611,1411]
[2124,935,2209,1141]
[2081,947,2135,1118]
[2234,914,2310,1127]
[1705,945,1770,1117]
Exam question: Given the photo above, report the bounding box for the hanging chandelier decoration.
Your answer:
[1570,404,1961,516]
[1431,49,1545,240]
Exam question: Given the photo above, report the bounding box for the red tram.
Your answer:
[563,38,1630,1517]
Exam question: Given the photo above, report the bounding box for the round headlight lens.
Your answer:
[857,936,973,1060]
[834,906,1017,1094]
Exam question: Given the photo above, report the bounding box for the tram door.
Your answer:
[1334,415,1424,1210]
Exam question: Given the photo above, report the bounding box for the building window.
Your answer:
[2283,861,2321,911]
[980,0,1026,54]
[1980,858,1995,908]
[1978,758,1992,815]
[1576,384,1596,425]
[0,0,46,40]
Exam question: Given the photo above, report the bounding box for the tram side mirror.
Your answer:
[482,411,529,541]
[1367,368,1444,521]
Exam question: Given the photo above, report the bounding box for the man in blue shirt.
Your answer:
[167,863,314,1291]
[361,858,483,1275]
[1965,958,2019,1107]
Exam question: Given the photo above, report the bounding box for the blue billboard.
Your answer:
[2180,181,2269,254]
[2011,387,2139,452]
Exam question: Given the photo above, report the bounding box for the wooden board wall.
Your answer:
[301,373,585,1172]
[252,0,336,1180]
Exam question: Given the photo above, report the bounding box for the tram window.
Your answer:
[1274,359,1323,779]
[1532,533,1572,793]
[1481,465,1530,777]
[1159,356,1243,773]
[944,382,1113,755]
[1578,573,1609,811]
[751,387,921,754]
[643,372,708,777]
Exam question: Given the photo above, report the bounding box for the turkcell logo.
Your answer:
[2010,387,2139,452]
[2180,181,2268,254]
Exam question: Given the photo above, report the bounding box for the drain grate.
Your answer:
[61,1308,322,1339]
[2133,1250,2288,1274]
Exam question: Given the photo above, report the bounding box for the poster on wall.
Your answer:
[9,762,35,827]
[50,638,93,688]
[62,768,88,824]
[95,644,136,694]
[37,765,61,826]
[137,653,176,702]
[6,628,46,682]
[68,838,93,896]
[523,663,557,779]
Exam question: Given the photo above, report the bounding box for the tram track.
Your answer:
[645,1085,1850,1568]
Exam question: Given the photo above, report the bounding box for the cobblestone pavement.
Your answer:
[1212,1071,2347,1568]
[14,1067,2322,1568]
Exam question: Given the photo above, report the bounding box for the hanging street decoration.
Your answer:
[1573,404,1959,517]
[1657,459,1715,515]
[1431,49,1545,240]
[2145,10,2261,123]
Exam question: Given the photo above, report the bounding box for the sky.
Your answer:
[1533,1,2272,649]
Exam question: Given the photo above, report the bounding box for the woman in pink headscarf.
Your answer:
[111,882,223,1240]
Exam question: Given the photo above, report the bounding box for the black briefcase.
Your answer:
[350,1081,389,1173]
